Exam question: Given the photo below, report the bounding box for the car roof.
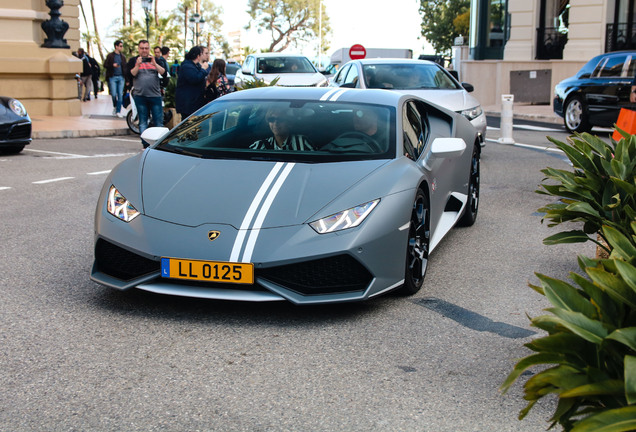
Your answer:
[348,59,438,66]
[251,53,310,59]
[222,86,407,106]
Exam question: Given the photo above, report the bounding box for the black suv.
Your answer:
[553,51,636,133]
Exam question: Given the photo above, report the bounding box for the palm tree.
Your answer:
[87,0,104,62]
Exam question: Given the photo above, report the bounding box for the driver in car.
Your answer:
[250,107,314,151]
[353,108,381,140]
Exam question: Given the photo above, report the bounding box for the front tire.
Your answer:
[458,144,480,227]
[398,190,430,295]
[564,96,591,133]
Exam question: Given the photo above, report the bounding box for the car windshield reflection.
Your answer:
[362,64,460,90]
[156,99,396,162]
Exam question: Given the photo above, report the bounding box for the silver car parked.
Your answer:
[331,59,487,144]
[234,53,329,89]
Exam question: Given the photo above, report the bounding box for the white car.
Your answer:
[331,59,486,144]
[234,53,329,88]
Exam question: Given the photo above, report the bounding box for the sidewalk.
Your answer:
[30,94,563,139]
[31,95,131,139]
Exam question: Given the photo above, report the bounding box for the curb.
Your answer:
[484,110,563,126]
[33,128,132,140]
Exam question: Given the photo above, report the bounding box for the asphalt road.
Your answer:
[0,125,598,431]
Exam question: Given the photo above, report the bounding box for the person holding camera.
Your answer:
[127,40,165,148]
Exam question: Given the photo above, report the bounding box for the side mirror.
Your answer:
[431,137,466,159]
[140,127,170,146]
[578,72,591,79]
[241,66,252,75]
[461,82,474,92]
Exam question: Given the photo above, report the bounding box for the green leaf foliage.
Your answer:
[538,133,636,251]
[503,226,636,430]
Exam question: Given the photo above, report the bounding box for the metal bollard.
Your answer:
[498,94,514,144]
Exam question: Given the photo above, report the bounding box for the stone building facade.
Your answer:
[462,0,631,107]
[0,0,82,116]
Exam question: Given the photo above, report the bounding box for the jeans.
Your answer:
[108,75,125,113]
[134,95,163,148]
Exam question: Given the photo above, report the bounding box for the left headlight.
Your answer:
[459,105,483,121]
[107,185,140,222]
[309,199,379,234]
[9,99,27,117]
[316,79,329,87]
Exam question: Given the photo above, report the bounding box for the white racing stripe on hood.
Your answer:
[230,162,295,263]
[329,89,349,101]
[241,163,295,263]
[320,88,340,101]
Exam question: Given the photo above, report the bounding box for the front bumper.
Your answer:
[91,192,412,304]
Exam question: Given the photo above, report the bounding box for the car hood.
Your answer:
[393,89,480,112]
[259,72,326,87]
[140,150,388,228]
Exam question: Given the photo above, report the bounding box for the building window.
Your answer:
[606,0,636,52]
[536,0,569,59]
[470,0,508,60]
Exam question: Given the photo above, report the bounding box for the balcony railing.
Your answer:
[536,27,568,60]
[606,23,636,52]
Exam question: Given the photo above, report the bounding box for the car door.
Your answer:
[583,53,633,126]
[331,64,351,87]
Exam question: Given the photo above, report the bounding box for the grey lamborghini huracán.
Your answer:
[91,87,480,304]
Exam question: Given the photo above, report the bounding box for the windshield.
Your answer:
[257,57,317,74]
[156,99,396,162]
[363,63,460,90]
[226,64,241,75]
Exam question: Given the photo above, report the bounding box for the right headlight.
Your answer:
[309,200,379,234]
[459,105,483,121]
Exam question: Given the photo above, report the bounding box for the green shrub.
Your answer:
[537,132,636,253]
[235,76,280,90]
[501,223,636,431]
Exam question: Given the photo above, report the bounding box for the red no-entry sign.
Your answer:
[349,44,367,60]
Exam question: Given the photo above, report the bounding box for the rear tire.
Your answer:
[564,96,591,133]
[127,110,140,135]
[458,144,480,227]
[397,190,430,295]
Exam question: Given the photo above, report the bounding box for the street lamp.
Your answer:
[141,0,153,41]
[188,13,206,46]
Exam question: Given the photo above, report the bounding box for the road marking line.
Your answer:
[32,177,75,184]
[87,170,112,175]
[0,187,11,191]
[486,138,564,153]
[96,137,141,143]
[486,125,562,132]
[25,148,88,157]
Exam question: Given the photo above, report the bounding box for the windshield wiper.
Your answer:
[158,146,203,158]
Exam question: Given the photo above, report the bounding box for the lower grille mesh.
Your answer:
[95,239,160,281]
[259,254,372,295]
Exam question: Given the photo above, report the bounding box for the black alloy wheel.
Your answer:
[458,144,480,227]
[398,190,430,295]
[564,95,592,133]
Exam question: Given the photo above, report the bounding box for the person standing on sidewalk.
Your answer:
[104,40,127,117]
[76,48,93,101]
[127,40,165,148]
[175,46,210,119]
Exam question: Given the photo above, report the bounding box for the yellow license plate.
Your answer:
[161,258,254,284]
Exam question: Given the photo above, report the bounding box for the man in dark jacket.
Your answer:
[104,40,127,117]
[76,48,93,101]
[175,46,211,118]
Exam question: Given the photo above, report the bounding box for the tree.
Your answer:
[419,0,469,55]
[247,0,330,53]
